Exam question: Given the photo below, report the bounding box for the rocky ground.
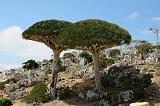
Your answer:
[0,50,160,106]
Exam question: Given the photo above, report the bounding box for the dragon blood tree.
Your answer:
[22,20,72,99]
[57,19,131,93]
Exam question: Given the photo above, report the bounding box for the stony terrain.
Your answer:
[0,47,160,106]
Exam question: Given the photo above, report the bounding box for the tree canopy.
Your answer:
[22,20,73,50]
[56,19,131,52]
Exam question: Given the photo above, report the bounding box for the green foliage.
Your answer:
[56,86,74,100]
[108,49,120,58]
[23,82,49,103]
[135,43,153,54]
[22,59,39,70]
[79,52,93,63]
[106,58,115,66]
[56,19,131,51]
[63,53,75,59]
[0,82,5,89]
[101,66,153,99]
[22,20,73,38]
[99,54,115,68]
[0,98,12,106]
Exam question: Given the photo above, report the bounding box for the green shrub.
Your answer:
[0,98,12,106]
[99,53,115,68]
[23,82,49,103]
[57,86,74,100]
[22,59,39,70]
[79,52,93,63]
[0,82,5,89]
[63,53,75,59]
[108,49,120,58]
[101,66,153,100]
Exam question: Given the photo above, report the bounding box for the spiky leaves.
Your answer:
[57,19,131,52]
[22,20,73,51]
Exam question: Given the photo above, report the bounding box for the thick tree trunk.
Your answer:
[92,52,101,93]
[50,51,60,99]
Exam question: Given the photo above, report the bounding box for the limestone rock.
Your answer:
[130,102,149,106]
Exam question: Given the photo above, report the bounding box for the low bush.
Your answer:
[99,53,115,68]
[79,52,93,63]
[23,82,49,103]
[57,86,74,100]
[101,65,153,100]
[0,82,5,89]
[0,98,12,106]
[63,53,75,59]
[108,49,120,58]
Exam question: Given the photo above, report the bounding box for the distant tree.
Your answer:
[108,49,120,58]
[56,19,131,92]
[79,51,93,63]
[150,26,160,63]
[63,53,75,59]
[135,43,153,55]
[131,40,147,44]
[22,20,73,99]
[150,27,159,46]
[99,53,115,68]
[22,59,39,70]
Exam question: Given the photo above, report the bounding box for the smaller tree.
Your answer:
[150,27,160,63]
[63,53,75,59]
[108,49,120,58]
[22,59,39,70]
[99,53,115,68]
[79,52,93,63]
[135,43,153,55]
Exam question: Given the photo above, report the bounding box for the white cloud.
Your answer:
[125,12,140,20]
[151,17,160,22]
[0,26,52,61]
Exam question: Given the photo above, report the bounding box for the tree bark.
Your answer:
[92,52,101,93]
[50,51,60,99]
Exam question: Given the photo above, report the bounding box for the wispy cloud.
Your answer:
[125,12,140,21]
[151,17,160,22]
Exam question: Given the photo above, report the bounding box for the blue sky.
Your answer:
[0,0,160,70]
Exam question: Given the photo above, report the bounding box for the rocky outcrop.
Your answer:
[5,70,48,100]
[7,88,27,100]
